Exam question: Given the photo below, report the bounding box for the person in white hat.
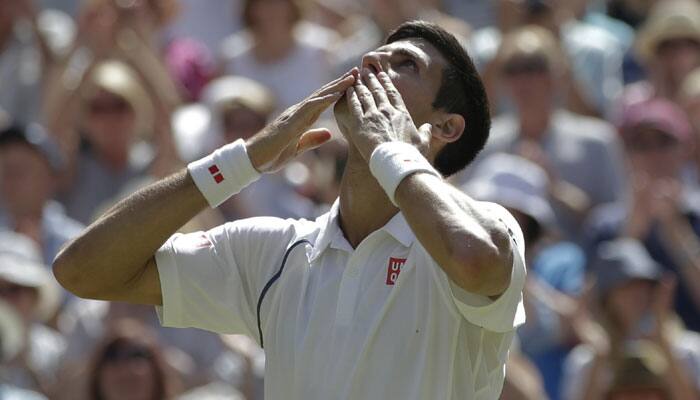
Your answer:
[622,0,700,106]
[465,152,586,400]
[0,230,64,396]
[57,21,525,399]
[0,299,47,400]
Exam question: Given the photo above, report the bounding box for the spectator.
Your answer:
[0,124,84,265]
[86,319,177,400]
[680,66,700,189]
[220,0,335,114]
[605,341,674,400]
[197,75,322,220]
[0,231,64,396]
[56,60,154,224]
[461,25,627,242]
[621,0,700,107]
[472,0,626,118]
[465,153,585,400]
[586,97,700,332]
[0,299,47,400]
[561,239,700,400]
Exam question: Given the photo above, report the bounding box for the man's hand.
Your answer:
[344,68,431,161]
[246,70,357,173]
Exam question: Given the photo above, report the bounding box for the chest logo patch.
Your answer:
[385,257,407,285]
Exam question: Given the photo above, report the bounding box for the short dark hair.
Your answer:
[386,21,491,177]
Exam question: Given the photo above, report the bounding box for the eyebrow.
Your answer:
[392,48,429,68]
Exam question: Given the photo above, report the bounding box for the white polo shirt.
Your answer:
[155,199,526,400]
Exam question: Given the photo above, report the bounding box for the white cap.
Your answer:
[464,153,556,229]
[0,231,61,322]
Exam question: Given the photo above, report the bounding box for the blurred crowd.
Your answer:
[0,0,699,399]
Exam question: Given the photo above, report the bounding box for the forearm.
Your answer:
[394,173,512,296]
[53,169,207,302]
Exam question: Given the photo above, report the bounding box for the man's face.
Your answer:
[0,142,53,217]
[334,38,445,139]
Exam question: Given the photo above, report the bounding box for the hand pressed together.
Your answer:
[245,69,358,173]
[344,68,432,161]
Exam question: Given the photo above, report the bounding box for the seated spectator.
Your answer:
[472,0,625,118]
[0,123,84,265]
[86,319,178,400]
[0,231,64,396]
[0,299,47,400]
[605,341,674,400]
[680,66,700,189]
[219,0,335,114]
[460,25,627,242]
[55,60,156,224]
[621,0,700,107]
[0,0,75,124]
[464,153,585,400]
[586,97,700,332]
[58,299,253,397]
[561,239,700,400]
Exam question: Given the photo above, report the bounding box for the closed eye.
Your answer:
[397,58,418,71]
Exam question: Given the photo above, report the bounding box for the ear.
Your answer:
[430,112,465,144]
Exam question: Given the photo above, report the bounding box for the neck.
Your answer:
[518,104,552,140]
[338,146,398,248]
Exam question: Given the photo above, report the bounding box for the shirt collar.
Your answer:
[310,199,416,262]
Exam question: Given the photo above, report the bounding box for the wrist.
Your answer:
[369,141,440,206]
[187,139,261,208]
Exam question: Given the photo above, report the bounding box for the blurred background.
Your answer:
[0,0,699,399]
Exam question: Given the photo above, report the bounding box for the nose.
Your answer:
[361,51,387,74]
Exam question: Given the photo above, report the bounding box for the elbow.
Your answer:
[53,244,100,300]
[450,229,513,297]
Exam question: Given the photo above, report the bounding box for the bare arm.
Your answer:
[53,170,205,305]
[345,68,512,296]
[395,174,513,296]
[53,70,357,304]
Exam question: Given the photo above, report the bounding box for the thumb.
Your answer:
[296,128,332,155]
[418,123,433,138]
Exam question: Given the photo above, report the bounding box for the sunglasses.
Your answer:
[502,58,550,76]
[88,99,131,115]
[103,345,153,363]
[624,131,679,152]
[0,283,34,298]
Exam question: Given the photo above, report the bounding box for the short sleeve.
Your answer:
[448,202,527,333]
[155,217,300,336]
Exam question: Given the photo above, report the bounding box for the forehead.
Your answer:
[375,38,448,72]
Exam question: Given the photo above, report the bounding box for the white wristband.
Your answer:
[369,142,441,205]
[187,139,261,208]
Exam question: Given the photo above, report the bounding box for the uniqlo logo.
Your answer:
[208,165,224,184]
[385,257,406,285]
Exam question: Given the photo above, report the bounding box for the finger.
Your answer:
[376,71,406,108]
[346,87,363,116]
[302,91,345,118]
[317,68,358,96]
[361,68,390,108]
[296,128,332,154]
[354,79,376,112]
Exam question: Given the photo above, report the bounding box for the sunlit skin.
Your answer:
[0,143,53,219]
[0,279,39,326]
[623,127,685,180]
[606,279,655,333]
[83,89,137,170]
[98,349,157,400]
[655,38,700,95]
[335,38,449,161]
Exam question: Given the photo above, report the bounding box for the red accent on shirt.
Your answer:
[386,257,407,285]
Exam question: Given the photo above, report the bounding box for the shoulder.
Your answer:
[203,216,319,252]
